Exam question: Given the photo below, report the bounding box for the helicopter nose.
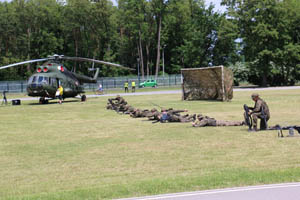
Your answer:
[27,83,43,93]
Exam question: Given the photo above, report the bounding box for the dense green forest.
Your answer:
[0,0,299,86]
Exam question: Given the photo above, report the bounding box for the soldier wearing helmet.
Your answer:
[248,93,270,131]
[108,95,127,111]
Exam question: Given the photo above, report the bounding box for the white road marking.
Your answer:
[120,182,300,200]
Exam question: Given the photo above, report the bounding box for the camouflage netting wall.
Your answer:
[181,66,233,101]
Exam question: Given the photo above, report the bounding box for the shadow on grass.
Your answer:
[28,99,80,105]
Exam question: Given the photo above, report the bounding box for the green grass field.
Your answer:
[1,88,300,200]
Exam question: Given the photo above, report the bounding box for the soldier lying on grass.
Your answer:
[192,114,244,127]
[152,109,196,123]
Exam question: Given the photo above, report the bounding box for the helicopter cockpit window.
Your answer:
[28,76,33,83]
[38,76,44,83]
[29,76,37,83]
[43,77,49,84]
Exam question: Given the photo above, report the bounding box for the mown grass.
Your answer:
[1,88,300,200]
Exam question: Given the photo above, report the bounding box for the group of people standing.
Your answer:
[124,81,135,93]
[106,95,245,127]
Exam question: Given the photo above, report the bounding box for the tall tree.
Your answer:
[118,0,147,79]
[221,0,300,86]
[150,0,168,78]
[163,0,190,73]
[175,0,227,69]
[272,0,300,85]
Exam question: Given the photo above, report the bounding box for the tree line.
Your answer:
[0,0,299,86]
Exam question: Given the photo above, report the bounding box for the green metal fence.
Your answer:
[0,74,182,93]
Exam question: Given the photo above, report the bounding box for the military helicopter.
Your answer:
[0,54,132,104]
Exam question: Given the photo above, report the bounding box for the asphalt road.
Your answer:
[6,86,300,102]
[118,182,300,200]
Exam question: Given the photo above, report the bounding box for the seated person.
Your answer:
[97,84,103,95]
[248,93,270,131]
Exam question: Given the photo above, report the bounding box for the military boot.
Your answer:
[249,126,258,132]
[260,120,267,130]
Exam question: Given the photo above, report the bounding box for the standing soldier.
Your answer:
[248,93,270,131]
[131,81,136,92]
[124,81,129,93]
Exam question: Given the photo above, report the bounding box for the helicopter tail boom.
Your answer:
[73,68,99,84]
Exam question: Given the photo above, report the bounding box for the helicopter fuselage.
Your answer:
[26,62,94,99]
[27,72,84,98]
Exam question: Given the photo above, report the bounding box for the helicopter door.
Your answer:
[50,78,58,87]
[57,79,61,87]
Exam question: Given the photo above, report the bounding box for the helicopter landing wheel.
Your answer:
[81,95,86,102]
[39,97,48,104]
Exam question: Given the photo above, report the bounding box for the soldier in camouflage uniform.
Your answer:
[154,109,196,123]
[130,108,151,118]
[108,95,127,105]
[192,114,244,127]
[147,108,175,121]
[107,101,119,111]
[166,108,187,115]
[116,102,129,112]
[167,113,196,123]
[248,93,270,131]
[108,95,127,111]
[123,105,135,114]
[106,102,113,110]
[147,108,161,121]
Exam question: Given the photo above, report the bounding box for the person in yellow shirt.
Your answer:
[56,85,64,104]
[131,81,136,92]
[124,81,129,93]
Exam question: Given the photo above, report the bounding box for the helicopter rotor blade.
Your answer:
[62,56,134,71]
[0,58,48,70]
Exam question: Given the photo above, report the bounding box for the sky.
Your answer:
[0,0,226,12]
[205,0,227,13]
